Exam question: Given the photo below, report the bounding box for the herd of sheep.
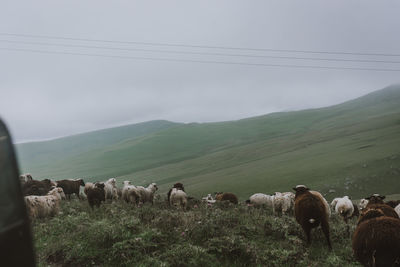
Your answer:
[19,174,400,266]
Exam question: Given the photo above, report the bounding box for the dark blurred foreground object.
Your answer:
[0,119,35,266]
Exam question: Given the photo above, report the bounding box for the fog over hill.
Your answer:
[2,1,400,142]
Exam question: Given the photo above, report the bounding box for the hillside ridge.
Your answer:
[16,85,400,199]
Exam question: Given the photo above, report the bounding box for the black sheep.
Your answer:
[22,179,54,196]
[87,183,106,208]
[56,179,85,200]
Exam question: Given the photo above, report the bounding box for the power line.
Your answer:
[1,32,400,57]
[1,39,399,64]
[2,47,400,72]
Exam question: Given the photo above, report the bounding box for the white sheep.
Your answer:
[136,183,158,204]
[169,188,188,210]
[395,203,400,218]
[24,187,65,219]
[273,192,295,215]
[104,178,119,200]
[202,193,216,204]
[247,193,274,210]
[121,181,140,204]
[330,198,341,211]
[332,196,354,223]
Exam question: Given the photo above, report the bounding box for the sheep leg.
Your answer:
[321,220,332,250]
[302,225,312,246]
[182,199,186,211]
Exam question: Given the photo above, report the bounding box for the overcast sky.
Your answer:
[1,1,399,143]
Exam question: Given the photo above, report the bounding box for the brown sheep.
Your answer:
[365,194,385,205]
[87,183,106,208]
[386,200,400,208]
[215,192,238,204]
[56,179,85,200]
[22,179,54,196]
[361,203,399,220]
[292,185,332,250]
[352,209,400,266]
[167,182,185,203]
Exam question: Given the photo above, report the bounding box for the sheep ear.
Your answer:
[381,195,386,200]
[292,187,297,191]
[365,196,371,200]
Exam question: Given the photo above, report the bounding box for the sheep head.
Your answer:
[48,187,66,199]
[95,182,105,189]
[292,185,309,193]
[42,179,52,186]
[149,183,158,192]
[108,178,117,186]
[365,194,385,204]
[57,188,66,200]
[77,179,85,186]
[173,182,184,191]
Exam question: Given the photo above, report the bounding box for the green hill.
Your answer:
[16,85,400,200]
[16,120,180,175]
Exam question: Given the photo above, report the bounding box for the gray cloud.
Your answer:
[0,0,399,142]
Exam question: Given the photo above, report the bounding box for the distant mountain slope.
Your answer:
[16,120,181,172]
[16,85,400,199]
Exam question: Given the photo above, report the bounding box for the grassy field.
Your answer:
[33,198,361,267]
[17,85,400,200]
